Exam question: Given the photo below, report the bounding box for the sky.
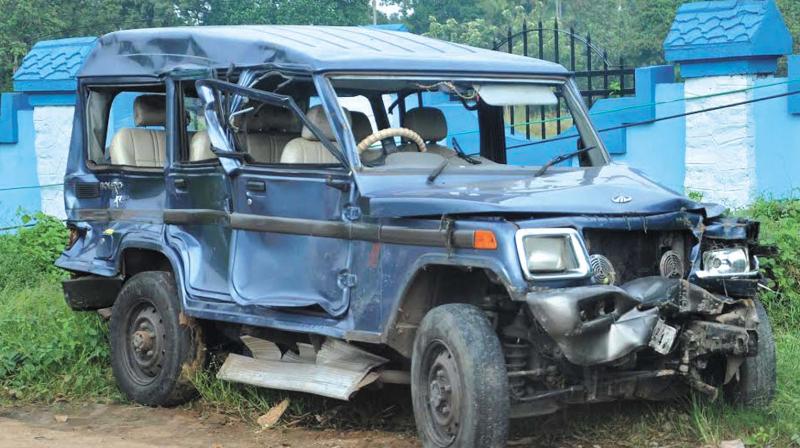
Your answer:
[376,1,402,17]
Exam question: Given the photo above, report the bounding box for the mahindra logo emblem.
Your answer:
[612,194,632,204]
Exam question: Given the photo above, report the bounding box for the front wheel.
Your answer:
[725,299,777,408]
[110,271,205,406]
[411,304,510,448]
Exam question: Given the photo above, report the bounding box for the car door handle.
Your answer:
[246,180,266,192]
[174,178,188,189]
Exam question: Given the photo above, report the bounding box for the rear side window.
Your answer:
[85,85,167,168]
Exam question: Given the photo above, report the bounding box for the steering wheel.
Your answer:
[356,127,427,153]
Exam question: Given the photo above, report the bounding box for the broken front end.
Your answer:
[497,213,772,417]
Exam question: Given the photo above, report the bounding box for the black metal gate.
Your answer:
[492,19,636,140]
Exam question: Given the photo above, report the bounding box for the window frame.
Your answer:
[194,78,350,173]
[174,81,219,167]
[81,78,169,173]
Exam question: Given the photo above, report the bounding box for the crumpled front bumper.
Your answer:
[526,277,758,366]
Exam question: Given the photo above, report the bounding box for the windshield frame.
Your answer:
[321,72,610,172]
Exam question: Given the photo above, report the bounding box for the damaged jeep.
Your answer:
[57,26,776,447]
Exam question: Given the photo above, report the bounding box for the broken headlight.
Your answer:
[515,228,591,280]
[697,247,757,278]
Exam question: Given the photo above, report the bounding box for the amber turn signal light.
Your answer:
[473,230,498,250]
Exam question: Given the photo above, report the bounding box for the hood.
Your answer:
[359,164,714,218]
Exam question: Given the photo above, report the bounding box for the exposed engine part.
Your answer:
[477,294,504,329]
[583,230,692,284]
[681,321,755,358]
[589,254,617,285]
[503,340,530,398]
[659,250,685,278]
[526,277,756,366]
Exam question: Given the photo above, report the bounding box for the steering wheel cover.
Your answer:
[357,127,427,153]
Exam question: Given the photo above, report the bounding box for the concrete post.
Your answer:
[663,0,792,208]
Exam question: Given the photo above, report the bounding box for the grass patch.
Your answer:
[0,280,119,403]
[747,197,800,330]
[0,213,118,403]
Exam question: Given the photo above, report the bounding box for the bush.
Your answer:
[0,214,116,402]
[0,212,67,290]
[747,198,800,329]
[0,281,117,402]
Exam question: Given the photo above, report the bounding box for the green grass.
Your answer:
[0,280,120,403]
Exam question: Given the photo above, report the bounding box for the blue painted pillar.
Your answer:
[663,0,792,208]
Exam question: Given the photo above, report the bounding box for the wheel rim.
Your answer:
[122,299,166,386]
[419,340,462,446]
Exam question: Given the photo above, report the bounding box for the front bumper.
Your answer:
[526,277,758,366]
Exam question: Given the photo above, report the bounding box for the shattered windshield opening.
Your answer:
[195,71,348,168]
[329,76,608,173]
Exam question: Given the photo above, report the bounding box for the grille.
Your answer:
[583,229,693,284]
[75,182,100,199]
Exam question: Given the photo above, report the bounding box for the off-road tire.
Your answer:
[110,271,205,406]
[411,303,510,448]
[725,299,777,408]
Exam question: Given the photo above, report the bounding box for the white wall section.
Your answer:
[34,106,73,219]
[684,75,756,209]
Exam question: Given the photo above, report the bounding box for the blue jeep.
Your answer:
[57,26,775,447]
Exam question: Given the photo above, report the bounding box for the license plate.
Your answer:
[649,319,678,355]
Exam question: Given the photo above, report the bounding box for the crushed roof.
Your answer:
[79,25,569,78]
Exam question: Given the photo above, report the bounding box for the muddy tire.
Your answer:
[725,299,777,408]
[110,271,205,406]
[411,303,509,448]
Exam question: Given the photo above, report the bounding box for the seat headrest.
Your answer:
[134,95,166,127]
[403,107,447,142]
[350,112,373,143]
[249,105,301,133]
[301,105,351,142]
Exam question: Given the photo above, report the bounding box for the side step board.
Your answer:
[217,336,388,400]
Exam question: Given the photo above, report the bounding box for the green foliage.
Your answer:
[185,0,372,26]
[395,0,800,71]
[386,0,483,33]
[0,216,115,402]
[687,190,704,202]
[0,0,373,91]
[0,281,118,402]
[0,212,67,290]
[0,0,190,91]
[746,197,800,330]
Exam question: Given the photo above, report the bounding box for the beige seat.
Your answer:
[109,95,167,167]
[280,105,350,164]
[189,131,215,162]
[240,106,301,163]
[189,105,302,163]
[401,107,456,158]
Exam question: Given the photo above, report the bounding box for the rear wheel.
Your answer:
[110,271,205,406]
[411,304,510,448]
[725,299,777,408]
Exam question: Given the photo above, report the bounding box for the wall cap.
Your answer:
[12,36,97,93]
[664,0,792,77]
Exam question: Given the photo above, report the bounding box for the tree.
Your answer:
[0,0,373,91]
[386,0,483,33]
[180,0,372,26]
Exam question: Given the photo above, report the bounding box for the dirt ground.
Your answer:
[0,403,420,448]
